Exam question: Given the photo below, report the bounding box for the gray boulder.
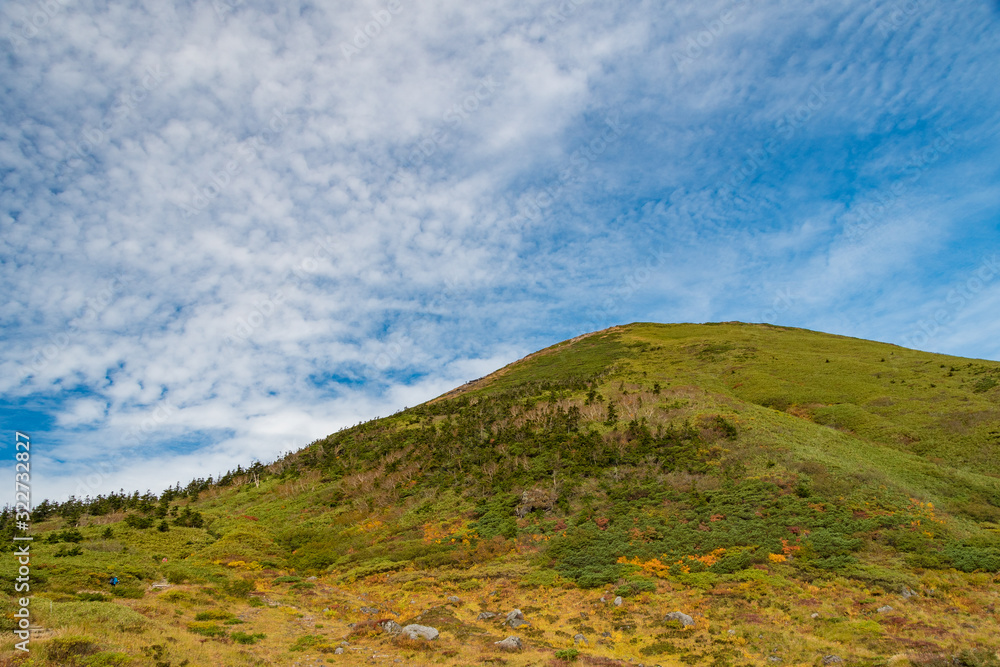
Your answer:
[401,624,439,640]
[822,657,843,665]
[614,596,623,607]
[379,620,402,635]
[334,647,344,655]
[573,633,588,645]
[477,611,497,621]
[664,611,694,627]
[901,586,917,600]
[505,609,529,628]
[494,636,524,651]
[359,606,379,615]
[447,595,461,603]
[877,605,894,613]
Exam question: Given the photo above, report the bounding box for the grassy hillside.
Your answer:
[3,322,1000,667]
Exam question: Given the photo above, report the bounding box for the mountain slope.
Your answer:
[4,322,1000,667]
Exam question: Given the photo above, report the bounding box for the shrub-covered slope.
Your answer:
[3,322,1000,666]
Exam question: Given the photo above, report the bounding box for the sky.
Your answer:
[2,0,999,505]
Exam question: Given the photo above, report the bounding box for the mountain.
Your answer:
[3,322,1000,667]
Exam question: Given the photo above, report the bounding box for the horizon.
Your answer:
[3,0,1000,505]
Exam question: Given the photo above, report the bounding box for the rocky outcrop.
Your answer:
[379,620,402,635]
[505,609,529,628]
[494,636,524,651]
[664,611,694,627]
[401,624,439,640]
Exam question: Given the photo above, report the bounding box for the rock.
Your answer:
[477,611,497,621]
[877,605,893,613]
[505,609,529,628]
[573,633,588,645]
[600,596,607,603]
[810,613,819,619]
[614,596,623,607]
[306,576,317,581]
[728,629,736,635]
[380,620,403,635]
[334,647,344,655]
[901,586,917,599]
[768,657,781,664]
[359,606,379,615]
[447,596,460,603]
[494,636,524,651]
[601,631,611,637]
[664,611,694,627]
[401,624,439,640]
[822,656,843,665]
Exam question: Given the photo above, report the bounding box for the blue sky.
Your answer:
[2,0,999,504]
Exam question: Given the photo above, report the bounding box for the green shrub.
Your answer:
[54,545,84,557]
[273,575,302,583]
[231,631,266,645]
[614,577,657,597]
[77,593,109,602]
[159,590,192,603]
[187,621,226,637]
[194,610,234,621]
[111,585,145,599]
[124,515,154,529]
[945,543,1000,573]
[290,634,322,651]
[82,652,131,667]
[555,648,580,661]
[223,578,255,598]
[165,564,207,585]
[641,641,680,656]
[519,569,563,588]
[43,635,99,665]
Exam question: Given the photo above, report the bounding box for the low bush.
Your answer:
[187,621,225,637]
[76,593,108,602]
[194,610,234,621]
[43,635,99,665]
[81,652,131,667]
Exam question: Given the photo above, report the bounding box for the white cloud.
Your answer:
[2,0,999,504]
